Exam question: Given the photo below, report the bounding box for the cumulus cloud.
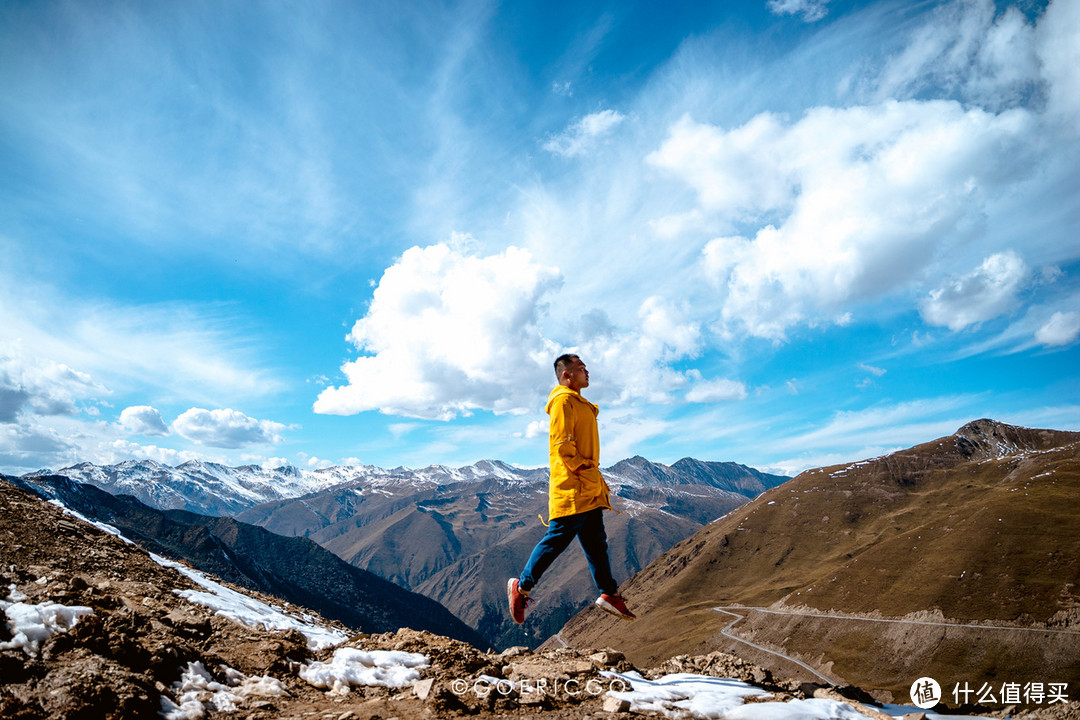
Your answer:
[544,109,626,158]
[314,244,562,420]
[649,98,1033,340]
[767,0,831,23]
[118,405,170,437]
[919,251,1029,331]
[1035,311,1080,347]
[573,297,703,407]
[172,408,287,448]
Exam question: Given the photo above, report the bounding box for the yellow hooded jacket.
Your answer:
[545,385,612,520]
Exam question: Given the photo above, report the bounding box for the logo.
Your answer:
[911,677,942,709]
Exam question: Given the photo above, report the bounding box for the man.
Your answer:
[507,354,636,623]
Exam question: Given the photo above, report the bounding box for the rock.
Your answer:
[500,646,531,658]
[603,695,631,712]
[413,678,435,701]
[505,658,594,680]
[589,649,625,665]
[813,688,892,720]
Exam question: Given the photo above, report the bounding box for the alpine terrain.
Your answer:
[553,420,1080,705]
[42,456,787,649]
[5,471,1009,720]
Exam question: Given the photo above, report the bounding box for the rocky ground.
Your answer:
[2,477,1077,719]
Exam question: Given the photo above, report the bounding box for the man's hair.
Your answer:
[554,353,580,378]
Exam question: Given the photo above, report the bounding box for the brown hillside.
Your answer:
[553,420,1080,703]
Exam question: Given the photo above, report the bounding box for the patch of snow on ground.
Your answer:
[603,671,776,717]
[299,647,428,693]
[0,584,93,657]
[160,661,288,720]
[46,498,136,544]
[150,554,347,651]
[602,671,997,720]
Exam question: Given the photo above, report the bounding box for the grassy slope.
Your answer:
[556,422,1080,696]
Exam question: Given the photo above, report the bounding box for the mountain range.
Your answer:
[553,419,1080,703]
[38,455,788,648]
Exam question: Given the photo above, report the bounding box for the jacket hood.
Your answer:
[545,385,576,413]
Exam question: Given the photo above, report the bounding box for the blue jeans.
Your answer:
[519,508,617,595]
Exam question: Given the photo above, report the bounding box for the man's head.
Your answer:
[554,354,589,391]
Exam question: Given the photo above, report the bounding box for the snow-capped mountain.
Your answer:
[35,456,785,518]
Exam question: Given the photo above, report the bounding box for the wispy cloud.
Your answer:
[767,0,831,23]
[543,109,627,158]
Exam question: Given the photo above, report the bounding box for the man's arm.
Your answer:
[550,397,592,471]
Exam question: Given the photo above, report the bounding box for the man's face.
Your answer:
[564,358,589,390]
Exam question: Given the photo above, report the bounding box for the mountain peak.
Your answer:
[951,418,1080,460]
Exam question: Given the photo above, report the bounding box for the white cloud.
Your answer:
[0,277,283,406]
[858,363,887,377]
[1035,311,1080,347]
[522,419,546,439]
[0,422,78,471]
[574,297,703,407]
[919,251,1029,331]
[551,81,573,97]
[118,405,170,437]
[1037,0,1080,129]
[599,411,670,463]
[873,0,1041,111]
[0,344,107,423]
[685,373,748,403]
[767,0,831,23]
[543,109,626,158]
[771,396,977,455]
[314,243,562,420]
[648,98,1034,340]
[172,408,287,449]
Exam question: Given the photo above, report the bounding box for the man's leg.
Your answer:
[576,508,618,595]
[518,514,584,592]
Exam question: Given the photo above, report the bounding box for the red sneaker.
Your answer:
[507,578,531,624]
[596,593,636,621]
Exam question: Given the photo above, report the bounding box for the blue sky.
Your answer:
[1,0,1077,476]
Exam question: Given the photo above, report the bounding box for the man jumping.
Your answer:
[508,354,636,623]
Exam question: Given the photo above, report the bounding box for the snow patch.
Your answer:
[0,584,93,657]
[47,498,135,544]
[159,661,287,720]
[151,554,347,650]
[603,671,996,719]
[299,647,429,693]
